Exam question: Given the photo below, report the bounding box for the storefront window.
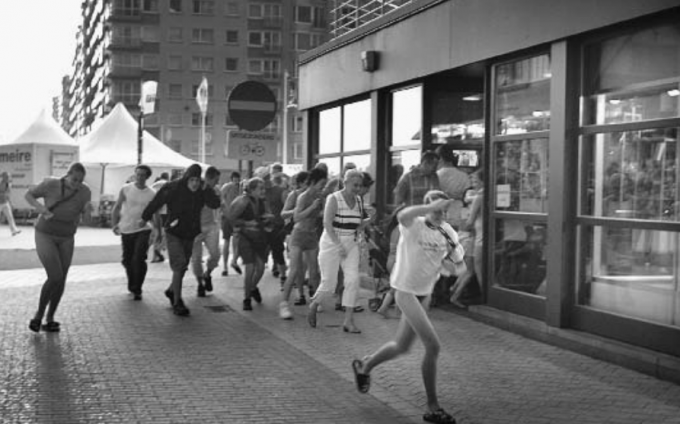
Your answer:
[583,23,680,126]
[493,219,547,295]
[493,138,548,213]
[490,53,550,299]
[580,226,680,327]
[578,22,680,326]
[319,106,341,154]
[388,85,423,205]
[431,91,485,144]
[316,99,372,179]
[495,55,551,135]
[343,99,371,151]
[584,129,678,221]
[392,86,422,147]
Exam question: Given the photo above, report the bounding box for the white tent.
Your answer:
[79,103,204,207]
[0,109,79,210]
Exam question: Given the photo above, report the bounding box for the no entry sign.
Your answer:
[227,81,277,132]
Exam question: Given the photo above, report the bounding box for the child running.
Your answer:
[351,190,464,424]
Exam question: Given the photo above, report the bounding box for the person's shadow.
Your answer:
[31,334,78,423]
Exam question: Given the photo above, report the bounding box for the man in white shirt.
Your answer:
[111,165,156,300]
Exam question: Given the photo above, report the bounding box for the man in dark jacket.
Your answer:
[141,164,221,316]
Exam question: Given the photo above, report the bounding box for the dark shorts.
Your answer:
[238,233,267,264]
[221,217,234,239]
[289,229,319,251]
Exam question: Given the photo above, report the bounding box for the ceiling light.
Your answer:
[667,89,680,97]
[462,95,481,101]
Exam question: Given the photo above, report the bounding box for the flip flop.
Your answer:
[351,359,370,393]
[423,408,456,424]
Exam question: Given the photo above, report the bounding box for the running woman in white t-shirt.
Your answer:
[351,190,464,424]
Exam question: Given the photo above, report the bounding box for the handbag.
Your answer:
[426,220,467,276]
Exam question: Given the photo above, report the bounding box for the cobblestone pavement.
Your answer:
[2,259,680,424]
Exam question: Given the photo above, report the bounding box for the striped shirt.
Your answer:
[331,191,362,237]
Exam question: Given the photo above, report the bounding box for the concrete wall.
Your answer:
[299,0,680,109]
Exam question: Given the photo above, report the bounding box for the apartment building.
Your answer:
[61,0,330,171]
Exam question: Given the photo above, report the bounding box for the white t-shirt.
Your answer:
[119,183,156,234]
[390,216,462,296]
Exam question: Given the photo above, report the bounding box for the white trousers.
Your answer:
[191,223,220,277]
[0,202,18,234]
[314,232,360,307]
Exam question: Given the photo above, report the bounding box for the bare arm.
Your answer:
[397,199,452,228]
[110,188,126,233]
[322,195,341,244]
[24,189,51,217]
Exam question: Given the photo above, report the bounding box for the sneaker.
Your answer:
[133,293,142,301]
[164,289,174,307]
[272,268,280,278]
[251,288,262,304]
[11,230,21,236]
[279,301,293,320]
[197,284,206,297]
[221,270,228,277]
[243,298,253,311]
[173,301,190,316]
[203,273,213,292]
[294,296,306,306]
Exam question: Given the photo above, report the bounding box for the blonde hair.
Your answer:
[343,168,363,183]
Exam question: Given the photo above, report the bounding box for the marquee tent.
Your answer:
[79,103,204,207]
[0,109,79,210]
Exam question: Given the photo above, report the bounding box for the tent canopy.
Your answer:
[79,102,200,168]
[4,109,77,147]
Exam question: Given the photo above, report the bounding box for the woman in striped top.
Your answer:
[308,169,366,333]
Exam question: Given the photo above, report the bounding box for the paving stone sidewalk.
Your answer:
[2,262,680,423]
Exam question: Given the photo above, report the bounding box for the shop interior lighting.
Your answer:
[608,99,622,105]
[667,89,680,97]
[462,94,482,101]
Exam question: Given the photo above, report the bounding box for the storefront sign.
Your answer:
[496,184,511,208]
[226,130,278,162]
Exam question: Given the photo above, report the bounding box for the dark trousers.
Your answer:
[121,230,152,295]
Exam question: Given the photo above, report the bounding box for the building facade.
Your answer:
[61,0,331,171]
[299,0,680,370]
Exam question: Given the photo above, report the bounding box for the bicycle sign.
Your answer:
[226,130,277,162]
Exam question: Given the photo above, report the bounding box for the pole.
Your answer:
[137,110,143,165]
[200,112,206,164]
[282,69,289,165]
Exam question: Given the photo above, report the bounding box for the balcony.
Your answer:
[329,0,412,39]
[263,16,283,28]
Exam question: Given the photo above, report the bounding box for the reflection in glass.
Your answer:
[493,139,549,213]
[584,84,680,125]
[584,129,678,221]
[319,107,341,154]
[580,225,680,327]
[495,54,551,135]
[392,86,422,147]
[431,91,485,144]
[344,154,371,172]
[387,150,421,204]
[343,99,372,151]
[318,156,341,179]
[493,220,547,296]
[583,23,680,96]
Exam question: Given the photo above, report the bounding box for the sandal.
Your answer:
[423,408,456,424]
[28,319,41,333]
[41,321,61,332]
[351,359,370,394]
